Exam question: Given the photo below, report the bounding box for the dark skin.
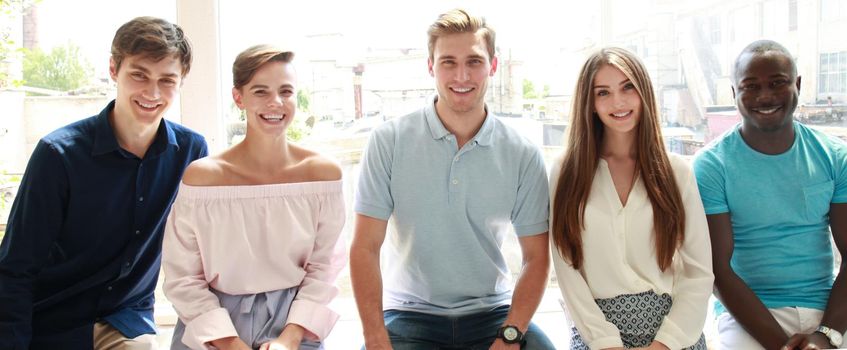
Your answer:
[711,48,847,350]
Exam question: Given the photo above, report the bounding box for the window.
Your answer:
[789,0,798,31]
[710,15,722,44]
[820,52,847,94]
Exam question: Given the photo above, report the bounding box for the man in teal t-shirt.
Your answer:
[694,40,847,350]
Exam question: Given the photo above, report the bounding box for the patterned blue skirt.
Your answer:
[569,290,707,349]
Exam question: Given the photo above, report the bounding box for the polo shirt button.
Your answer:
[452,179,459,185]
[138,196,144,202]
[125,261,131,267]
[135,230,141,235]
[107,286,112,291]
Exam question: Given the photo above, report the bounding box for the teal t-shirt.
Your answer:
[693,122,847,315]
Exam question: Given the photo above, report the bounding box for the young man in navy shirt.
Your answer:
[0,16,207,349]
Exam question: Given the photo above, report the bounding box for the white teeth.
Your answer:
[138,102,158,109]
[262,114,283,121]
[612,111,630,118]
[452,87,472,93]
[754,107,780,114]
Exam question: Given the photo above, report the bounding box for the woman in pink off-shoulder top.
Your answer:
[163,45,346,350]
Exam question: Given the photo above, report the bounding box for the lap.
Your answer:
[382,307,554,350]
[93,321,157,350]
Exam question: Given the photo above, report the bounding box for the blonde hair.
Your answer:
[551,47,685,271]
[427,8,495,61]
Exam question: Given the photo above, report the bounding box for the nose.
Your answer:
[269,93,284,106]
[143,81,161,100]
[455,65,470,82]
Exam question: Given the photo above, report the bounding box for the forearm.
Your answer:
[350,245,389,344]
[503,249,550,330]
[820,263,847,332]
[715,268,788,349]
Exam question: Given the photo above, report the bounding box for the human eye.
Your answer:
[596,89,609,97]
[253,89,267,96]
[281,88,294,96]
[770,79,789,88]
[161,79,177,87]
[739,83,760,91]
[623,82,636,90]
[130,72,146,81]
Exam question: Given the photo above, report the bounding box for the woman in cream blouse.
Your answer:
[163,45,345,350]
[550,47,714,350]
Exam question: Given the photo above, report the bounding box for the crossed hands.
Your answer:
[781,332,833,350]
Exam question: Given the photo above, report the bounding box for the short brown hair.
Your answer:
[232,45,294,90]
[111,16,193,76]
[427,9,495,61]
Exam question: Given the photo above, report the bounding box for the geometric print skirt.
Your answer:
[569,290,707,349]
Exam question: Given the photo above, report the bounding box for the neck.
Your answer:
[434,99,487,148]
[109,111,159,159]
[739,121,795,155]
[600,129,637,160]
[236,129,293,172]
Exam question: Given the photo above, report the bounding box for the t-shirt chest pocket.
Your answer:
[804,180,834,221]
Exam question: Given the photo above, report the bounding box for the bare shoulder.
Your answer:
[293,146,342,182]
[181,156,229,186]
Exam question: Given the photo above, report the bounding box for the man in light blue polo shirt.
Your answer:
[350,8,554,350]
[694,40,847,350]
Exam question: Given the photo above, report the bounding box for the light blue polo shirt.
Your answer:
[355,96,549,316]
[693,122,847,315]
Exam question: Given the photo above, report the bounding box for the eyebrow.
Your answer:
[438,54,487,61]
[740,73,790,83]
[593,78,632,89]
[127,63,180,78]
[248,84,294,90]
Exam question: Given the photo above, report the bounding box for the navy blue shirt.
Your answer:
[0,101,207,349]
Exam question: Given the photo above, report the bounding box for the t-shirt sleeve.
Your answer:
[354,126,395,221]
[832,140,847,203]
[511,145,550,236]
[693,152,730,215]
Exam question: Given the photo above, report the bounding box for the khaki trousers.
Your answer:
[93,321,158,350]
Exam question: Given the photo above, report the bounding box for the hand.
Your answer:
[363,335,393,350]
[209,336,251,350]
[260,324,307,350]
[259,338,299,350]
[782,332,831,350]
[489,338,520,350]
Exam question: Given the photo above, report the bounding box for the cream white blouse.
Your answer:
[550,154,714,350]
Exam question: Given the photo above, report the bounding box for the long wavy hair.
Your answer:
[551,47,685,271]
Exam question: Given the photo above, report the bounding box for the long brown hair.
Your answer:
[551,47,685,271]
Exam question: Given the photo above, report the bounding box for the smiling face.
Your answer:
[110,54,183,128]
[428,31,497,117]
[733,51,800,133]
[233,61,297,136]
[592,64,643,137]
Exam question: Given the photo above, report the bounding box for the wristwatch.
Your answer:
[815,325,843,348]
[497,325,525,344]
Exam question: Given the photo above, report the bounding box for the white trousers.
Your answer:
[717,307,847,349]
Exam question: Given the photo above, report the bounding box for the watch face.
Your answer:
[504,327,518,340]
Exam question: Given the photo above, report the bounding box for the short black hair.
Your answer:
[732,40,797,85]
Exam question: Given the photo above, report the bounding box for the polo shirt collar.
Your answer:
[424,95,496,147]
[92,100,179,157]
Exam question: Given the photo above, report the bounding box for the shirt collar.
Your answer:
[92,100,179,157]
[424,94,496,147]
